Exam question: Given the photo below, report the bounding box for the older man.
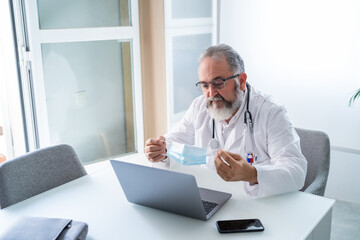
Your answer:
[144,44,307,198]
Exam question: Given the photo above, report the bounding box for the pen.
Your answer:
[247,153,253,165]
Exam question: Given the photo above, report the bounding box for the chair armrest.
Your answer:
[303,175,328,196]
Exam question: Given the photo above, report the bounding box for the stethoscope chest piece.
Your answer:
[209,138,219,149]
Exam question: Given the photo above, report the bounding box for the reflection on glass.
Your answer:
[172,33,212,114]
[41,40,135,164]
[37,0,131,29]
[171,0,212,19]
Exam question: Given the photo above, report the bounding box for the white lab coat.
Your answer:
[160,84,307,198]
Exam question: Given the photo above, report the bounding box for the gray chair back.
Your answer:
[0,144,87,209]
[295,128,330,196]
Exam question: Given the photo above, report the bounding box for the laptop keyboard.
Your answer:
[202,200,218,215]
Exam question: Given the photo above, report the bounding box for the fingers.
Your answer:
[146,149,166,163]
[145,144,164,153]
[214,150,247,182]
[225,151,243,161]
[216,150,236,167]
[144,137,166,162]
[214,152,232,181]
[215,161,233,181]
[146,148,164,158]
[145,137,165,146]
[217,150,243,164]
[148,153,166,163]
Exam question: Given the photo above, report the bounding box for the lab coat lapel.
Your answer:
[224,116,246,153]
[224,87,249,154]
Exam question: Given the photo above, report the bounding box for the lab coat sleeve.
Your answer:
[244,105,307,198]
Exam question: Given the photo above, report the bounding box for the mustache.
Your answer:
[207,94,234,110]
[207,94,225,103]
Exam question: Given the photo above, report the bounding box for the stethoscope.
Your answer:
[208,83,254,150]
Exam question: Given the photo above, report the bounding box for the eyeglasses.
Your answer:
[195,74,240,92]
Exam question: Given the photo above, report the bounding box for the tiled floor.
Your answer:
[331,200,360,239]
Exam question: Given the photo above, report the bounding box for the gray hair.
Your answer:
[199,44,245,74]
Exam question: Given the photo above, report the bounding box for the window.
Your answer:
[164,0,218,129]
[5,0,143,164]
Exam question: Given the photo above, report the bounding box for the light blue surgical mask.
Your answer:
[166,141,207,166]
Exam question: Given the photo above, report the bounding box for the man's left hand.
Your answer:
[214,150,258,184]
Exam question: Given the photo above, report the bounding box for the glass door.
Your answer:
[18,0,143,164]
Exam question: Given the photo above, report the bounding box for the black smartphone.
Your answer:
[216,219,265,233]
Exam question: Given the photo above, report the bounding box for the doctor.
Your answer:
[144,44,307,198]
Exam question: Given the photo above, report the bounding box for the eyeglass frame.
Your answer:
[195,73,240,91]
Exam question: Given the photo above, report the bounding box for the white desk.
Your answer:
[0,154,335,240]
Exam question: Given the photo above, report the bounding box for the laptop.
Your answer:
[110,160,232,221]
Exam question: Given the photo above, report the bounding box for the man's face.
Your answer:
[198,56,245,121]
[198,56,237,104]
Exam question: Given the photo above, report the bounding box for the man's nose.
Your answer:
[207,84,219,98]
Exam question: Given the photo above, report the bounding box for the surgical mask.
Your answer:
[166,141,209,166]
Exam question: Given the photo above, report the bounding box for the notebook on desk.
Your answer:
[110,160,232,221]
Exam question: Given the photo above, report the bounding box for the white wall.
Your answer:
[220,0,360,202]
[326,150,360,204]
[220,0,360,151]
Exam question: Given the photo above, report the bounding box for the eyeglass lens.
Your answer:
[197,79,225,91]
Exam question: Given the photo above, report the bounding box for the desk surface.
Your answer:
[0,154,335,240]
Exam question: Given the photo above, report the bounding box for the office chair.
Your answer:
[0,144,87,209]
[295,128,330,196]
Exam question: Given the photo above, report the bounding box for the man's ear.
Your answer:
[239,73,247,91]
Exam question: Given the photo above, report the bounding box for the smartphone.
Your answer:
[216,219,265,233]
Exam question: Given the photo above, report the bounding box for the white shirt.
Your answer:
[161,84,307,198]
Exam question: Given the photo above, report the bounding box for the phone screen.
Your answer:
[216,219,264,233]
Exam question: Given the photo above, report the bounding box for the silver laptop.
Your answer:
[110,160,232,221]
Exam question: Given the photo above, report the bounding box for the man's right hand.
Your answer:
[144,136,167,163]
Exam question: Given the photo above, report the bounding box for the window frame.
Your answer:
[164,0,218,130]
[9,0,144,156]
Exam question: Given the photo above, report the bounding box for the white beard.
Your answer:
[206,89,244,121]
